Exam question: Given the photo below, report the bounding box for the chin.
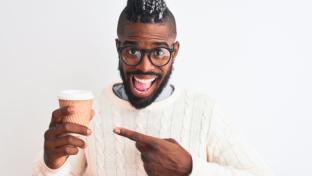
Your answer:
[125,75,162,109]
[118,62,173,109]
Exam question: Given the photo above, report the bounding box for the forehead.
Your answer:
[118,23,175,44]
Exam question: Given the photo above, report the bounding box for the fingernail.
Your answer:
[87,129,92,135]
[113,128,120,134]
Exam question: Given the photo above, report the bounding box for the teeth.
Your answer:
[134,76,156,84]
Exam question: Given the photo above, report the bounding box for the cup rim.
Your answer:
[58,90,94,100]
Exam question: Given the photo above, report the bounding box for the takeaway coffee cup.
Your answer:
[58,90,94,127]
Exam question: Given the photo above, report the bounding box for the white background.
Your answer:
[0,0,311,175]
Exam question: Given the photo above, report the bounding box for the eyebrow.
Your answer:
[122,40,138,46]
[122,40,170,47]
[152,41,169,47]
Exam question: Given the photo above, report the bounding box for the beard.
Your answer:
[118,62,173,109]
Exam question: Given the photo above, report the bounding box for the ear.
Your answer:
[172,41,180,60]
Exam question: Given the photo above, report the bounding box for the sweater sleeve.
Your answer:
[190,102,274,176]
[32,148,87,176]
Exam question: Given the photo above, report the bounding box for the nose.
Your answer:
[135,53,155,72]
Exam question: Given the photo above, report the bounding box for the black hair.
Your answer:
[117,0,177,38]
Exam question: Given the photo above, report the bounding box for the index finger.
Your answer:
[45,123,92,139]
[113,127,158,145]
[49,106,73,127]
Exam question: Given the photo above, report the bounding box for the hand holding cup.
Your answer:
[43,90,94,169]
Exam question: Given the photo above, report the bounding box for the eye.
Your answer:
[153,48,165,56]
[128,48,140,56]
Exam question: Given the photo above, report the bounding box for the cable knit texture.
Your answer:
[32,84,273,176]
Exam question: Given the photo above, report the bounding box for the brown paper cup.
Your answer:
[58,90,94,127]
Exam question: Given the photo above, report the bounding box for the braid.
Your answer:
[125,0,168,22]
[117,0,177,38]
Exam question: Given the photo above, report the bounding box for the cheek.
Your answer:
[159,60,173,75]
[154,67,170,85]
[120,64,131,77]
[160,63,172,77]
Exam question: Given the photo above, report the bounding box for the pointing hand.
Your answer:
[113,127,192,176]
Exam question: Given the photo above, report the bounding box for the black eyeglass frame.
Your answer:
[117,44,175,67]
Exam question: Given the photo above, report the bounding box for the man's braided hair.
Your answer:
[126,0,167,22]
[117,0,177,38]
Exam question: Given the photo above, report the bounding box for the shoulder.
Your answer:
[92,83,118,116]
[179,88,216,104]
[176,87,217,112]
[94,83,120,106]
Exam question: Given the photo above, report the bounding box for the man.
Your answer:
[33,0,273,175]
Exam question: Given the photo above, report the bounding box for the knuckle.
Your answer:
[51,109,59,118]
[44,141,51,150]
[168,138,176,143]
[44,130,51,139]
[51,109,57,116]
[44,148,51,155]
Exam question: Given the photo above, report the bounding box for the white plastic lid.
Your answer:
[58,90,94,100]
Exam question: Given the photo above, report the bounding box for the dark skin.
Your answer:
[44,22,192,175]
[43,106,93,169]
[116,22,180,100]
[114,127,192,176]
[115,23,192,175]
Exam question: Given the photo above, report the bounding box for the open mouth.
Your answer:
[129,75,158,98]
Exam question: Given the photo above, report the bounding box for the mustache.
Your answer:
[126,70,161,78]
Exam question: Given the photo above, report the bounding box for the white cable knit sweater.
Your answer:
[32,84,273,176]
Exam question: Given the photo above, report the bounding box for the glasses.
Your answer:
[118,45,175,67]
